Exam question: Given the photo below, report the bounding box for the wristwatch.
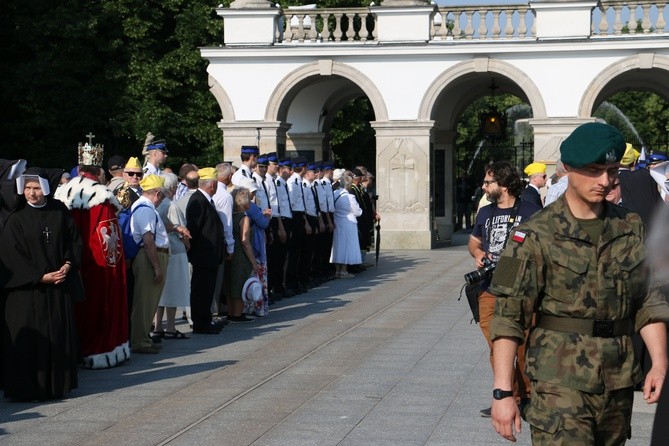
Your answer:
[493,389,514,400]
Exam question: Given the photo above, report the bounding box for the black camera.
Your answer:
[464,257,496,285]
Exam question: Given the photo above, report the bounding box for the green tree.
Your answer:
[0,0,225,169]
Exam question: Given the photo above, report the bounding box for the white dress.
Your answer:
[330,188,363,265]
[157,198,190,307]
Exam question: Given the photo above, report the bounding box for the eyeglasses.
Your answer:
[482,180,497,186]
[126,172,143,177]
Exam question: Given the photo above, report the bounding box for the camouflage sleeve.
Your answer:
[635,284,669,331]
[489,227,543,343]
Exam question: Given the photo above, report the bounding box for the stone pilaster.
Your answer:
[527,117,602,163]
[217,121,291,162]
[371,120,434,250]
[218,2,280,46]
[530,1,598,39]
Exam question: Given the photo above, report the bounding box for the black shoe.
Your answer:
[213,319,226,329]
[480,407,491,418]
[283,288,296,298]
[192,325,220,334]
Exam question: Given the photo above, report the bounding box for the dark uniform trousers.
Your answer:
[286,211,306,290]
[300,215,319,282]
[267,217,289,293]
[191,265,219,330]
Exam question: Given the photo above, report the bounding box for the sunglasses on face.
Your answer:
[126,172,143,177]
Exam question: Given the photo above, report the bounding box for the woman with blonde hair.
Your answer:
[330,172,362,278]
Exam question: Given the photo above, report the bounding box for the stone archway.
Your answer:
[579,53,669,117]
[418,57,547,122]
[265,60,388,123]
[207,75,236,121]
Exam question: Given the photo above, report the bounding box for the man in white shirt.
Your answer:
[212,163,235,314]
[286,156,310,294]
[231,145,258,187]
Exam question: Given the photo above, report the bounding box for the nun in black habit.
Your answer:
[0,167,83,401]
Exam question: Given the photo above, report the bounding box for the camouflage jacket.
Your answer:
[490,195,669,392]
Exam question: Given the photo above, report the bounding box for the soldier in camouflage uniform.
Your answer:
[488,122,669,445]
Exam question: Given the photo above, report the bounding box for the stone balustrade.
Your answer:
[431,4,535,41]
[266,0,669,45]
[278,7,377,43]
[593,1,668,35]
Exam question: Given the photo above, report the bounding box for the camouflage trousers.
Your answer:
[526,380,633,445]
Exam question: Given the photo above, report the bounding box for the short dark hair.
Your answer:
[178,163,197,180]
[485,161,523,197]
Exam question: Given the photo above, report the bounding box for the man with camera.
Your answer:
[489,123,669,444]
[468,161,541,417]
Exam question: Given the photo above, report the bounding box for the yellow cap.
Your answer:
[140,174,165,191]
[524,162,546,176]
[620,143,640,165]
[124,156,142,171]
[198,167,217,180]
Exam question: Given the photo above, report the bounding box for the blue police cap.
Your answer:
[241,145,260,155]
[266,152,279,164]
[257,154,269,166]
[278,158,292,167]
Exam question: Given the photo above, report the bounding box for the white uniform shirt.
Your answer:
[275,176,293,218]
[252,171,270,211]
[322,177,335,213]
[231,164,253,188]
[143,162,160,176]
[287,172,306,212]
[131,195,169,248]
[266,172,279,215]
[302,178,318,217]
[316,180,329,213]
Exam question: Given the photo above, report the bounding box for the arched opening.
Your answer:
[421,60,544,242]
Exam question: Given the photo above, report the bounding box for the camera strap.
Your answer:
[484,197,522,257]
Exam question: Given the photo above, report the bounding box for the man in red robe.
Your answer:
[55,142,130,368]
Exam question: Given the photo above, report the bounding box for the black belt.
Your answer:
[537,315,634,338]
[156,247,170,254]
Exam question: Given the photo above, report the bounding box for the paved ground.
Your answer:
[0,238,658,445]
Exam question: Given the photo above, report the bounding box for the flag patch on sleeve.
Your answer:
[512,231,527,244]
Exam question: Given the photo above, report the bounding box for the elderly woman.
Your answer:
[152,172,191,339]
[227,187,262,322]
[237,177,271,317]
[330,171,363,278]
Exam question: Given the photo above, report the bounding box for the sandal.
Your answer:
[164,330,189,340]
[150,330,165,338]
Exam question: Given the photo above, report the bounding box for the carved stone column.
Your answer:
[527,117,602,164]
[371,120,434,249]
[218,120,291,162]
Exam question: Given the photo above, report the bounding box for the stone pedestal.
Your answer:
[218,121,290,162]
[371,5,436,42]
[372,120,434,250]
[527,117,602,163]
[531,1,598,39]
[218,1,280,46]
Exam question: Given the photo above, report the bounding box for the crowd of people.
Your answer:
[0,134,380,401]
[466,122,669,445]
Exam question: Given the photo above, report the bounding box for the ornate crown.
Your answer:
[78,143,105,167]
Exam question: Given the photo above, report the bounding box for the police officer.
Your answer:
[274,158,294,297]
[285,156,310,294]
[489,122,669,444]
[231,145,258,187]
[302,161,323,286]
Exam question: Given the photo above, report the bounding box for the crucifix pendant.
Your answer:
[43,226,52,244]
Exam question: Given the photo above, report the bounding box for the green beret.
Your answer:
[560,122,625,167]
